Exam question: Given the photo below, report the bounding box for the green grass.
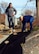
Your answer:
[33,26,39,31]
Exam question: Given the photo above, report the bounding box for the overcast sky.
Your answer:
[0,0,36,18]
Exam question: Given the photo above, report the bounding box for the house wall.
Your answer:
[0,14,5,24]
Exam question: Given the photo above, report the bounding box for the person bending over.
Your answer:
[20,15,34,32]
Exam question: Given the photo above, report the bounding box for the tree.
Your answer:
[24,10,32,15]
[0,8,1,14]
[21,10,33,16]
[0,1,8,13]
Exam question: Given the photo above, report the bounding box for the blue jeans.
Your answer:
[8,16,14,29]
[22,16,34,32]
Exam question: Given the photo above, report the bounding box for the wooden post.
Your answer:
[0,14,5,24]
[37,0,39,18]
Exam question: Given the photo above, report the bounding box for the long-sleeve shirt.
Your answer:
[5,7,17,17]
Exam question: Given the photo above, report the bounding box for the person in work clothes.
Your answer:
[5,3,17,29]
[20,15,34,32]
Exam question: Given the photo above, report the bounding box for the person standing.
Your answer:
[5,3,17,29]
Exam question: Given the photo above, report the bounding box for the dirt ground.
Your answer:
[21,30,39,54]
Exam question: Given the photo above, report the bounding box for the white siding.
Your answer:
[5,15,18,26]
